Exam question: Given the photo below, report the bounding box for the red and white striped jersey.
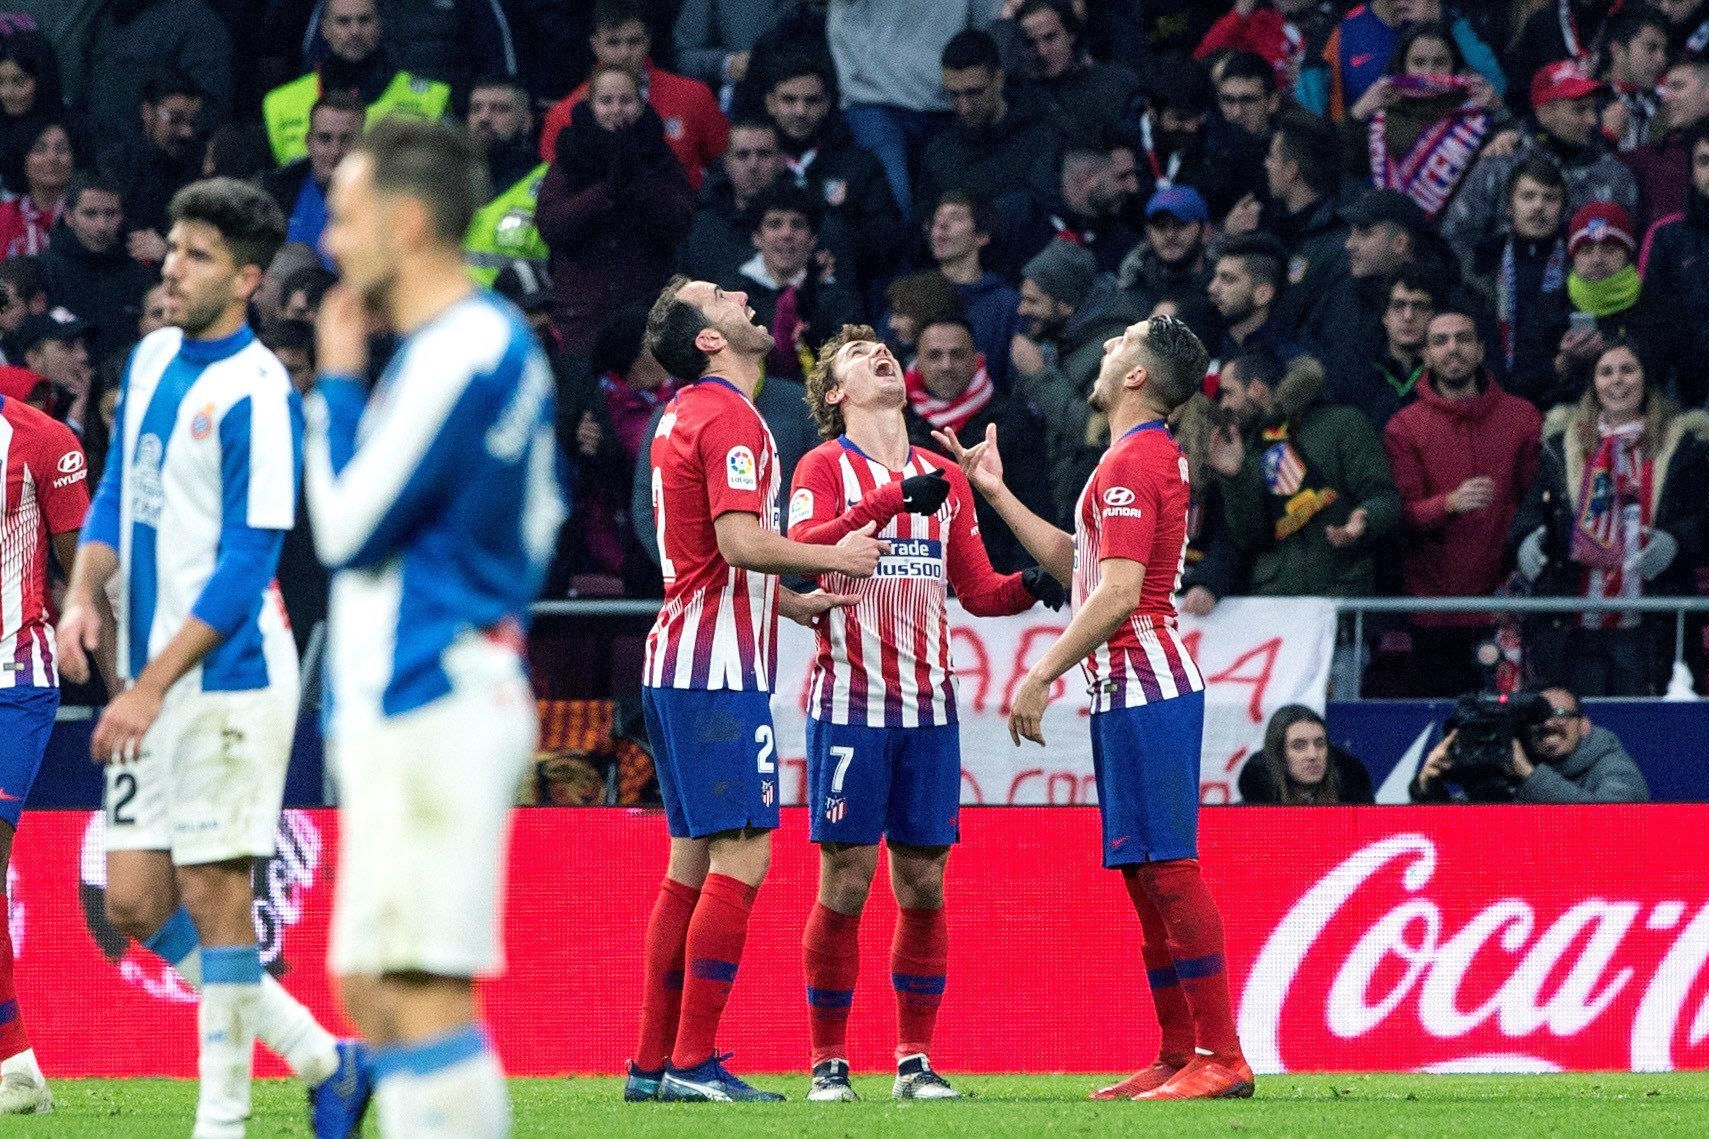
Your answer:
[0,395,89,688]
[1073,420,1204,714]
[643,377,782,691]
[790,438,1033,727]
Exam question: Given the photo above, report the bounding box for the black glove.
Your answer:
[900,469,950,514]
[1022,565,1068,610]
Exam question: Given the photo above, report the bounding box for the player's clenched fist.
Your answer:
[833,521,889,577]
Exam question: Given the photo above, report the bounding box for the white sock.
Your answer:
[373,1025,509,1139]
[0,1047,44,1083]
[194,947,260,1139]
[149,910,338,1085]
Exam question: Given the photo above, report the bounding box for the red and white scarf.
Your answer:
[1368,75,1490,219]
[1572,417,1650,630]
[904,355,993,436]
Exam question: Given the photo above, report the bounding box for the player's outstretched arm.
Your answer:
[714,510,888,578]
[939,463,1053,615]
[1009,557,1145,747]
[934,423,1072,586]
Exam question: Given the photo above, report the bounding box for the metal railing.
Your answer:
[531,594,1709,699]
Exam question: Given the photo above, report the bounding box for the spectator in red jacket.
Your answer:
[538,0,728,191]
[1383,310,1541,696]
[537,65,695,354]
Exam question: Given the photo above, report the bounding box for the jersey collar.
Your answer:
[1119,418,1170,442]
[178,324,256,365]
[696,375,745,398]
[837,434,913,471]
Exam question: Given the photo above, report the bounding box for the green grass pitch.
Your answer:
[9,1072,1709,1136]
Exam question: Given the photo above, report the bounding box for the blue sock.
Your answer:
[143,905,198,966]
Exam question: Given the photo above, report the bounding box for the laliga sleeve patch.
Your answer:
[727,445,758,491]
[789,487,814,528]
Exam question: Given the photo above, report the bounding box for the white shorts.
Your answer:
[103,681,299,866]
[328,644,534,979]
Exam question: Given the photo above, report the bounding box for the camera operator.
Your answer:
[1410,684,1649,803]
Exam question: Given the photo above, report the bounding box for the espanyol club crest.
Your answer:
[761,780,775,807]
[822,178,847,207]
[190,404,215,441]
[824,796,846,824]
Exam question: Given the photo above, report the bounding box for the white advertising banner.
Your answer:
[768,596,1337,805]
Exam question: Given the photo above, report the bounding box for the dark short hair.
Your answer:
[204,122,273,180]
[0,256,47,302]
[312,89,367,126]
[354,116,488,245]
[1018,0,1081,40]
[942,28,1000,72]
[727,114,777,137]
[282,263,337,309]
[884,271,964,325]
[1140,314,1210,412]
[917,313,976,341]
[1273,108,1341,198]
[645,276,713,380]
[168,176,287,272]
[765,49,833,97]
[1143,53,1212,116]
[260,318,315,358]
[1217,232,1287,295]
[469,72,530,103]
[1224,346,1283,393]
[1605,5,1669,49]
[933,189,998,238]
[142,66,204,107]
[1386,263,1451,308]
[1508,154,1567,197]
[1216,49,1275,90]
[746,179,821,235]
[66,171,123,213]
[592,0,648,33]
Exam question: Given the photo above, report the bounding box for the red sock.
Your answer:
[671,873,758,1070]
[891,906,947,1062]
[1121,869,1194,1066]
[0,894,26,1061]
[1140,860,1242,1061]
[635,877,699,1072]
[803,902,862,1067]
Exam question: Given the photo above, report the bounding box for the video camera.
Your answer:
[1446,691,1552,774]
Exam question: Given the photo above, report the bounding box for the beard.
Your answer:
[722,316,775,358]
[173,289,232,337]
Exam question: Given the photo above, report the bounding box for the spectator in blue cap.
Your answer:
[1118,185,1212,317]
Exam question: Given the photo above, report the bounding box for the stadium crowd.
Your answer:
[8,0,1709,699]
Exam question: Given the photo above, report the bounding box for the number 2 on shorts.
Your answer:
[754,724,775,774]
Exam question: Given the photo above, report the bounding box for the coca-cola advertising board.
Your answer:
[8,805,1704,1075]
[769,596,1336,806]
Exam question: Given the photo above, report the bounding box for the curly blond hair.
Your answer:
[804,323,878,440]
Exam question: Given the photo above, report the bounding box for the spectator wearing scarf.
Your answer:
[1467,157,1570,408]
[1513,340,1709,695]
[905,315,1049,574]
[1554,201,1645,401]
[1348,25,1502,221]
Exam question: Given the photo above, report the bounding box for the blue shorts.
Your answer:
[0,687,59,828]
[642,687,780,839]
[806,718,960,847]
[1090,690,1204,868]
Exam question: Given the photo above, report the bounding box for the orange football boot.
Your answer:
[1089,1056,1187,1100]
[1132,1054,1255,1100]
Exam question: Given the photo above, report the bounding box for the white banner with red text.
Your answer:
[767,596,1336,804]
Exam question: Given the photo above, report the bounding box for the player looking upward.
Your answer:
[790,324,1066,1102]
[630,277,885,1104]
[56,177,369,1138]
[309,118,564,1139]
[0,370,94,1114]
[939,315,1254,1101]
